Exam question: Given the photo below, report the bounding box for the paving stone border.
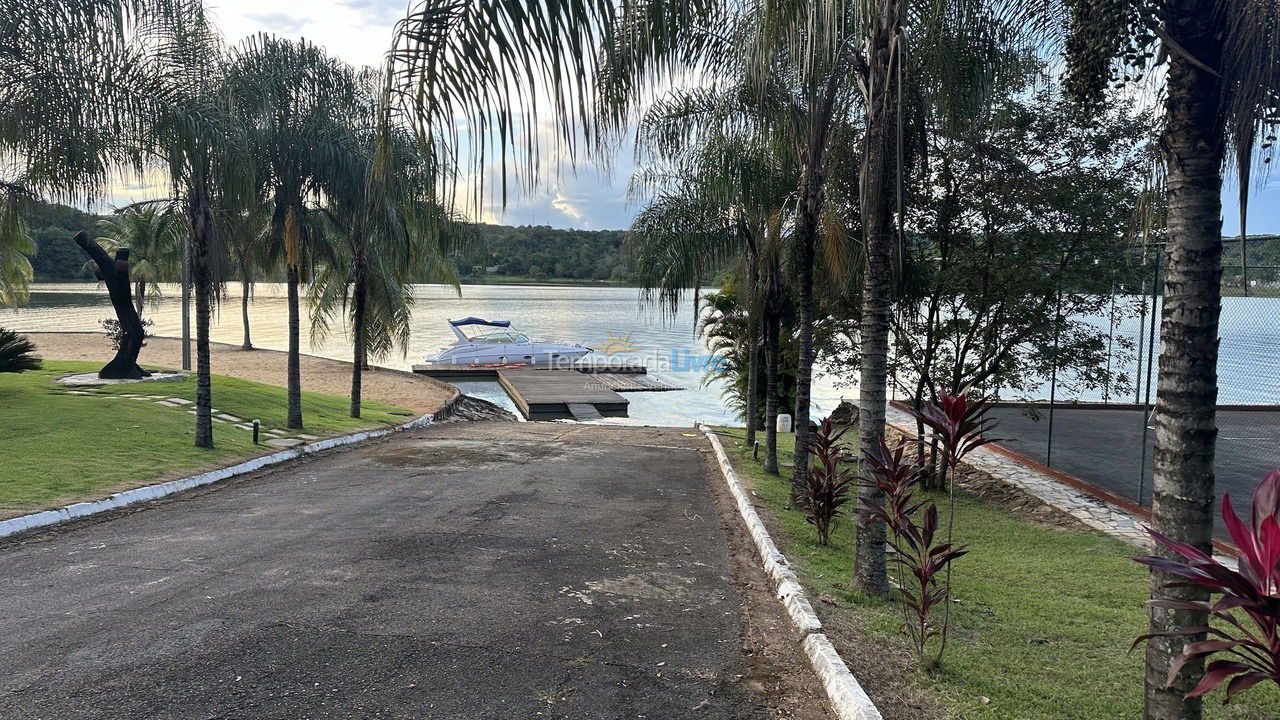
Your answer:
[698,424,882,720]
[0,392,462,540]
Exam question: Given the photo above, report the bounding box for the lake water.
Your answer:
[7,284,1277,424]
[4,283,851,426]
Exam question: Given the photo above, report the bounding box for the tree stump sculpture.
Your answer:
[74,231,151,379]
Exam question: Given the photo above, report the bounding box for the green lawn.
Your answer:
[0,361,412,514]
[714,426,1280,720]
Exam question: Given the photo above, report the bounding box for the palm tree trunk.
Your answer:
[240,271,253,350]
[791,189,819,492]
[764,305,780,475]
[744,256,760,446]
[134,280,145,319]
[853,5,899,598]
[1144,3,1225,717]
[188,185,214,449]
[286,264,303,429]
[350,269,367,419]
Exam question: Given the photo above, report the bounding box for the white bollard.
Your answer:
[776,413,793,433]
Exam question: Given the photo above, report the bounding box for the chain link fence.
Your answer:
[984,237,1280,528]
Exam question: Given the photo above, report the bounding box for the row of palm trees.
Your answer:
[2,1,467,444]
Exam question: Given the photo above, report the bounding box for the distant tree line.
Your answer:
[21,203,643,286]
[450,224,633,283]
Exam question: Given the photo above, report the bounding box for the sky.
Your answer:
[109,0,1280,235]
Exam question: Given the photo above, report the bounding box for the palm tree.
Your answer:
[221,206,270,350]
[626,80,801,471]
[141,2,252,448]
[0,202,35,306]
[97,206,182,319]
[227,35,361,429]
[1058,0,1280,714]
[311,68,469,418]
[597,0,868,502]
[1,0,160,305]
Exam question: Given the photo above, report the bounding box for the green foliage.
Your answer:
[698,280,800,424]
[0,197,36,304]
[13,200,101,281]
[0,328,41,373]
[462,224,630,283]
[878,82,1154,404]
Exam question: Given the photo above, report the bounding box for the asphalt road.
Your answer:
[987,405,1280,539]
[0,423,775,719]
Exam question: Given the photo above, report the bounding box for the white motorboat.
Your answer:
[423,317,593,366]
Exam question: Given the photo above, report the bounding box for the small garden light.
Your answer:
[252,419,261,444]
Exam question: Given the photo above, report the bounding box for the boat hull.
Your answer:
[424,342,592,367]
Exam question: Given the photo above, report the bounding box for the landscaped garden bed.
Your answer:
[714,426,1280,719]
[0,360,413,517]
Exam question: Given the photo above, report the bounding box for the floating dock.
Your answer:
[411,363,679,420]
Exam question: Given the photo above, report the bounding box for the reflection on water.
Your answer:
[6,283,851,426]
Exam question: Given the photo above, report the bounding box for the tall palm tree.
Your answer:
[597,0,867,503]
[142,1,252,448]
[626,80,802,471]
[97,205,182,318]
[1059,0,1280,715]
[311,68,469,418]
[227,35,361,429]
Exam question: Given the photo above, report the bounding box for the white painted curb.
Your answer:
[698,424,883,720]
[0,408,445,540]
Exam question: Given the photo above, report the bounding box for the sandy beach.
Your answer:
[25,332,456,416]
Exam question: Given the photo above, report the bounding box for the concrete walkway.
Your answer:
[0,424,780,719]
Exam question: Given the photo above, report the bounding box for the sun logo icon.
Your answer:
[590,331,638,356]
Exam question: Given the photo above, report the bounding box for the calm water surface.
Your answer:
[9,284,1276,423]
[6,283,851,426]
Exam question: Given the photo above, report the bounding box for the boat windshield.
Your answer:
[465,329,531,344]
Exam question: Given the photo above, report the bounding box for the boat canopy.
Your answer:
[448,317,511,328]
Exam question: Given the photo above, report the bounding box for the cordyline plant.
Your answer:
[862,388,998,668]
[1133,470,1280,704]
[798,417,856,546]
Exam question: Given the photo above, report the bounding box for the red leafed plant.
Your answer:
[862,439,970,669]
[910,390,999,473]
[797,417,856,546]
[1133,470,1280,703]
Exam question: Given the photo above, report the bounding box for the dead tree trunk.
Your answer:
[74,231,149,379]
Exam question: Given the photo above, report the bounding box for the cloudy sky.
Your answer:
[113,0,1280,234]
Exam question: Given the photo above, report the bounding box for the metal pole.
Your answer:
[1134,272,1148,406]
[1242,237,1250,297]
[1046,282,1063,466]
[1103,285,1116,404]
[181,233,191,371]
[1136,254,1161,507]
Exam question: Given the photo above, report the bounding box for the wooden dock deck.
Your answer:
[411,364,636,420]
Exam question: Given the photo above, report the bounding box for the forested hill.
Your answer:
[20,200,101,281]
[21,201,634,284]
[462,224,631,283]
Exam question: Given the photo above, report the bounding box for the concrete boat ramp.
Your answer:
[412,362,683,421]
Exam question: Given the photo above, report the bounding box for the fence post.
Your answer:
[1136,250,1161,507]
[1046,282,1063,466]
